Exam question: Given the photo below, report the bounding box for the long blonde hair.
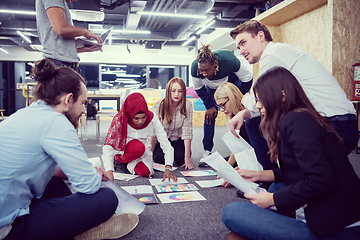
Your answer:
[158,77,187,124]
[214,82,245,118]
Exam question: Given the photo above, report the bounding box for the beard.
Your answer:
[64,110,80,129]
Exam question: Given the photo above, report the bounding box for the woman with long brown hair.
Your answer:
[151,77,194,169]
[222,67,360,240]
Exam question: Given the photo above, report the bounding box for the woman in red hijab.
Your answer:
[101,92,177,182]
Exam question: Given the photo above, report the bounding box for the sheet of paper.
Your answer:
[195,179,224,188]
[113,172,139,181]
[153,163,178,172]
[121,185,154,194]
[234,149,263,171]
[155,184,198,193]
[149,177,188,186]
[202,152,257,194]
[156,191,206,204]
[180,170,216,177]
[101,181,145,215]
[221,131,252,154]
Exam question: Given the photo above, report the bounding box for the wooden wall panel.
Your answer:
[332,0,360,98]
[278,4,332,72]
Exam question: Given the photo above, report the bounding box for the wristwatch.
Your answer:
[165,165,172,171]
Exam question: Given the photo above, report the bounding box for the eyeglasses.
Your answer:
[216,99,229,109]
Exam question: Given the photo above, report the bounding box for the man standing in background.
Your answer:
[36,0,103,72]
[191,44,253,167]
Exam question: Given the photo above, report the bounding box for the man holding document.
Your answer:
[36,0,103,72]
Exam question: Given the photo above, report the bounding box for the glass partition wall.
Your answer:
[95,64,189,90]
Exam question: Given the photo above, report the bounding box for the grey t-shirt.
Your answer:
[36,0,80,63]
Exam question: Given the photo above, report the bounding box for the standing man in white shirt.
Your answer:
[228,20,358,155]
[36,0,103,72]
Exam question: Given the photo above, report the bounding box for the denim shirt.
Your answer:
[0,100,101,232]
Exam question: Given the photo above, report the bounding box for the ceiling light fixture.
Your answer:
[196,19,216,35]
[0,47,9,54]
[113,29,151,34]
[0,9,36,15]
[69,10,104,22]
[137,11,207,19]
[17,31,32,44]
[116,74,141,78]
[181,36,196,47]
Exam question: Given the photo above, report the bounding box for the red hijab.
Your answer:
[105,92,154,151]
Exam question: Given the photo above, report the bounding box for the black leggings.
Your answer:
[153,138,187,167]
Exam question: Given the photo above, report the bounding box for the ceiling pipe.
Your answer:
[151,0,173,29]
[164,0,187,28]
[172,0,214,40]
[125,1,146,30]
[159,0,186,29]
[144,0,161,28]
[147,0,166,29]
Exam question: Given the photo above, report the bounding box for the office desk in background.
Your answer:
[87,93,120,112]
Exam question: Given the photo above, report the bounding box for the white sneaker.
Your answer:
[201,150,211,160]
[75,213,139,240]
[198,150,211,167]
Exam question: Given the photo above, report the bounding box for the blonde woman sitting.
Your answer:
[151,77,194,169]
[214,82,277,189]
[214,82,250,170]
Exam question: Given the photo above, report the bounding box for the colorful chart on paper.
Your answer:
[157,191,206,204]
[134,194,159,205]
[149,177,188,186]
[138,197,153,202]
[155,184,198,193]
[180,170,216,177]
[113,173,139,181]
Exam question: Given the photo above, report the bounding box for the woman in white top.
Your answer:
[102,92,177,182]
[151,77,194,169]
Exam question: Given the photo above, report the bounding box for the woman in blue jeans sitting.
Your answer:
[222,67,360,240]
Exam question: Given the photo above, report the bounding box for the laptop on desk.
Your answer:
[76,27,113,47]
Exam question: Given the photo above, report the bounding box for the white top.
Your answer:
[102,117,174,175]
[244,42,355,118]
[245,42,355,118]
[151,99,193,141]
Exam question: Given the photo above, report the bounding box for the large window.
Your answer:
[100,64,146,90]
[98,64,189,90]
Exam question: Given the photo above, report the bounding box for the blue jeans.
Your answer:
[327,115,358,155]
[245,116,278,170]
[4,177,118,240]
[222,202,360,240]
